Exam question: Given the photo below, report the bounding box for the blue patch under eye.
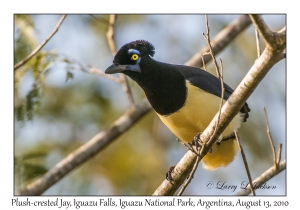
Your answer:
[128,49,140,55]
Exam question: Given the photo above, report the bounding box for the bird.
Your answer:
[105,40,250,170]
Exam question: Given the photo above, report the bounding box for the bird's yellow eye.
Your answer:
[131,54,139,61]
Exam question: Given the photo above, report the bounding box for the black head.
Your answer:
[105,40,187,115]
[105,40,155,75]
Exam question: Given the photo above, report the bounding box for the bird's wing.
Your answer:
[174,65,233,100]
[173,64,250,121]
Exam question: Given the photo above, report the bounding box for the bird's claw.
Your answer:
[166,166,175,183]
[191,132,204,153]
[193,132,213,153]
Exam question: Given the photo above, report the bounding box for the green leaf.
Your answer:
[66,70,74,82]
[21,163,48,181]
[20,151,48,161]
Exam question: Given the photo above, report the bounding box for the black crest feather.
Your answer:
[123,40,155,56]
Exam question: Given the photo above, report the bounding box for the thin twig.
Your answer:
[249,14,274,46]
[200,17,225,148]
[176,138,200,156]
[177,138,192,150]
[207,59,225,146]
[201,18,225,144]
[235,131,256,196]
[255,29,261,57]
[201,55,207,71]
[276,143,282,166]
[235,160,286,196]
[264,107,282,169]
[106,14,134,109]
[58,53,123,84]
[263,107,278,170]
[216,59,225,137]
[120,76,134,109]
[202,15,221,79]
[14,15,67,71]
[90,15,109,25]
[89,67,122,83]
[202,16,225,142]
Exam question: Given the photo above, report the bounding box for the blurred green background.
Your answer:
[14,14,286,195]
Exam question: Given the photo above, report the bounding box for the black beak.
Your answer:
[105,64,127,74]
[105,63,141,74]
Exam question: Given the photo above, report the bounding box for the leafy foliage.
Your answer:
[14,14,69,123]
[15,83,40,122]
[14,150,48,190]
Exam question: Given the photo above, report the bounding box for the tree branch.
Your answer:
[106,14,117,54]
[249,15,286,51]
[106,14,135,109]
[14,15,67,71]
[153,17,286,195]
[18,99,151,195]
[235,160,286,196]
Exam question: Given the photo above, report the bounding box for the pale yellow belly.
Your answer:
[157,81,242,170]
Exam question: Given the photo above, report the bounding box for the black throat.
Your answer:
[124,58,187,116]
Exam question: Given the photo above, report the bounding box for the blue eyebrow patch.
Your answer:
[128,49,140,55]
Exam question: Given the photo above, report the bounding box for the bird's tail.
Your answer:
[201,137,239,170]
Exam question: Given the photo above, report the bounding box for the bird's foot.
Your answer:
[166,166,175,183]
[192,132,203,148]
[192,132,213,153]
